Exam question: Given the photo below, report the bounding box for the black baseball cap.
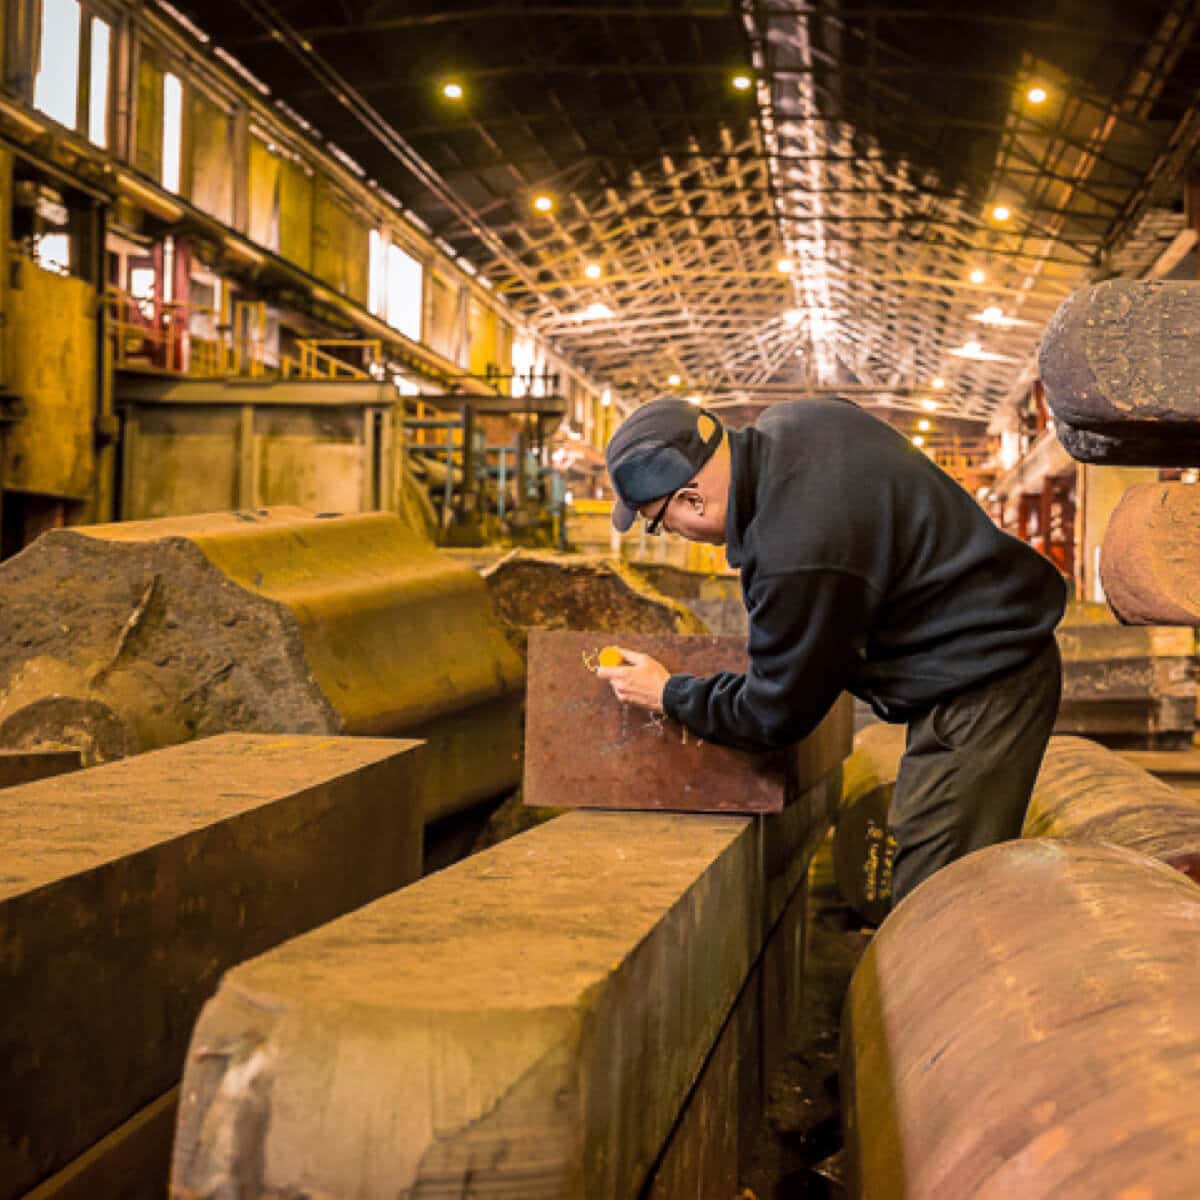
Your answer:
[605,399,724,532]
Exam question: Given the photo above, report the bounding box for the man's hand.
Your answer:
[596,648,671,713]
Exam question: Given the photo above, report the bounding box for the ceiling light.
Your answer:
[1027,85,1048,104]
[921,398,939,412]
[601,388,612,408]
[732,74,753,91]
[584,262,602,279]
[981,305,1005,324]
[686,394,703,406]
[783,308,803,327]
[912,435,926,448]
[580,302,613,319]
[776,257,794,274]
[991,205,1011,222]
[918,418,931,432]
[532,194,555,213]
[442,81,464,100]
[931,376,946,390]
[969,268,986,285]
[963,340,982,355]
[668,373,682,386]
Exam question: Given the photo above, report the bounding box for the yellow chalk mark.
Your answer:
[598,646,625,668]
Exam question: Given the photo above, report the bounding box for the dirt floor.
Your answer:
[737,837,874,1200]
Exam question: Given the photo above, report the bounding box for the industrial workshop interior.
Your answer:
[6,0,1200,1196]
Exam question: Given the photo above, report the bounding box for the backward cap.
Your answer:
[605,399,724,532]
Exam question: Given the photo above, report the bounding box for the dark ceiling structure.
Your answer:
[165,0,1200,434]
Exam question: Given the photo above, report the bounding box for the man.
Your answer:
[597,396,1065,908]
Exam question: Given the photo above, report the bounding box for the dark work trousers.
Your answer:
[889,639,1062,908]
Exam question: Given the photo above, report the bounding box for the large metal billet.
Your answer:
[1025,736,1200,882]
[478,550,709,656]
[1040,279,1200,464]
[0,508,524,819]
[1101,483,1200,625]
[832,723,904,924]
[831,729,1200,920]
[843,839,1200,1199]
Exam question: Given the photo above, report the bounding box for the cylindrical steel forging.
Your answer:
[1026,736,1200,881]
[843,839,1200,1200]
[1101,483,1200,625]
[1040,279,1200,432]
[833,723,904,923]
[0,508,525,816]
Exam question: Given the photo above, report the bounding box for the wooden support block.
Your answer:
[171,771,843,1200]
[844,841,1200,1199]
[0,733,425,1200]
[0,747,81,788]
[523,630,852,813]
[1101,482,1200,625]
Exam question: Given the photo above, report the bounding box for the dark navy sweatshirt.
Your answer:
[662,399,1067,752]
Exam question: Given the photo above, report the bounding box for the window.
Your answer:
[88,17,111,147]
[369,229,386,317]
[34,233,71,275]
[33,0,81,128]
[162,73,183,193]
[385,242,422,340]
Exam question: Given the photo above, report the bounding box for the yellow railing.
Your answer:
[107,288,386,384]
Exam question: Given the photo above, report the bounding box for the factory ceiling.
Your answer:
[170,1,1200,428]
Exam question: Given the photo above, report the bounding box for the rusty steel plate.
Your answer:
[524,630,850,814]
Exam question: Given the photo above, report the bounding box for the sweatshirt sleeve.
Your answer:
[662,568,876,752]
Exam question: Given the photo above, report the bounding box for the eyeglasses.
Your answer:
[644,488,680,536]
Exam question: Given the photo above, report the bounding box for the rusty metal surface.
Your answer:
[479,550,708,657]
[523,630,851,814]
[1026,736,1200,882]
[1101,483,1200,625]
[0,508,524,816]
[843,839,1200,1200]
[1,733,426,1200]
[833,723,905,924]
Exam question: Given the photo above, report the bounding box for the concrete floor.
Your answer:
[738,837,873,1200]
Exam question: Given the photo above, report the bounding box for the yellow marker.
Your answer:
[598,646,625,668]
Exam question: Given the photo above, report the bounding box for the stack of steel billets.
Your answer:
[168,671,854,1198]
[840,281,1200,1197]
[1055,610,1196,749]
